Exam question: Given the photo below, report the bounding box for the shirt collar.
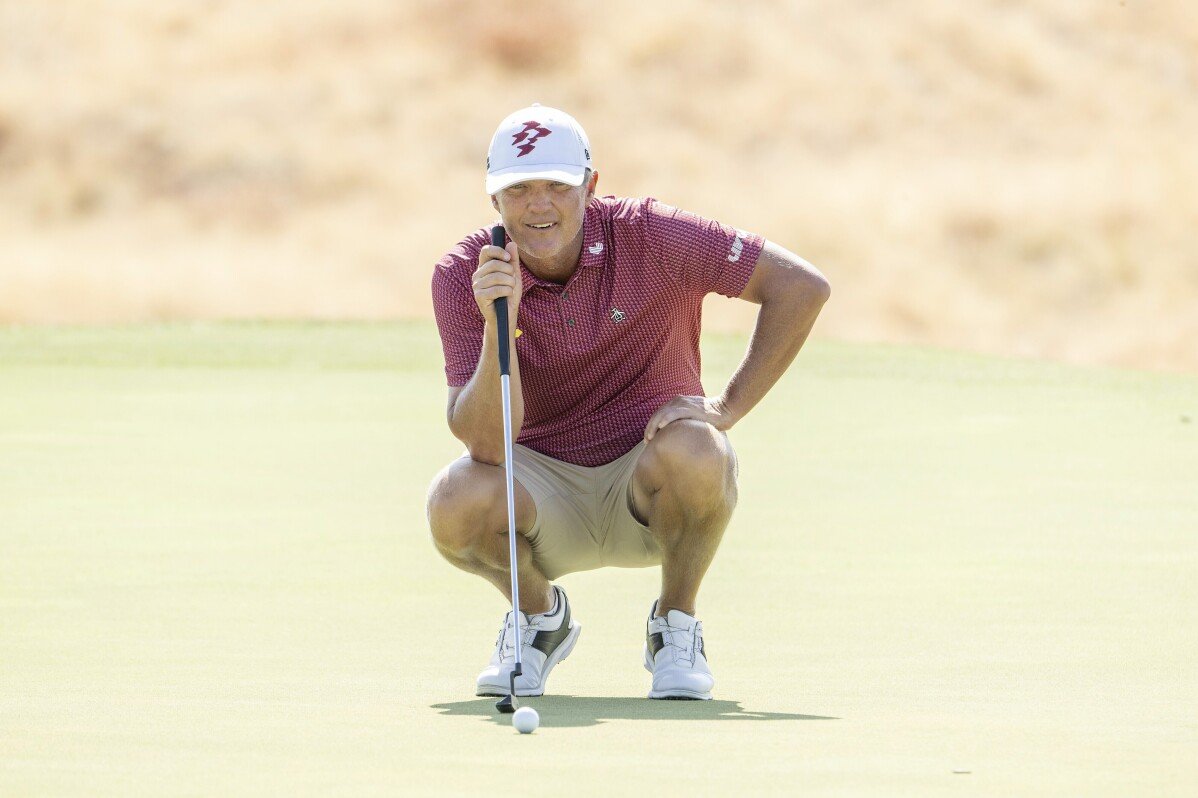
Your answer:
[579,198,605,268]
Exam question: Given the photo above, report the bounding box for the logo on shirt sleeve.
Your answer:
[610,308,626,323]
[727,233,745,263]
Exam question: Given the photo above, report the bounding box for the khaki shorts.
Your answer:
[502,440,661,580]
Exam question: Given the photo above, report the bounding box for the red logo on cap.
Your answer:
[512,121,552,157]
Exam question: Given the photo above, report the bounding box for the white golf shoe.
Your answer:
[643,602,715,700]
[476,585,581,697]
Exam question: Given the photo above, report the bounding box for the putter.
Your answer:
[491,224,523,714]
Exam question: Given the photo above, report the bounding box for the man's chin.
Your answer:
[512,239,561,261]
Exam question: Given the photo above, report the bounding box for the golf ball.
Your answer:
[512,706,539,734]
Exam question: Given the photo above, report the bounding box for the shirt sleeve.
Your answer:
[643,198,765,298]
[431,242,485,388]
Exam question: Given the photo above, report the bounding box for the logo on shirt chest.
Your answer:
[610,308,626,323]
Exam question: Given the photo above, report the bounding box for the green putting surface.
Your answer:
[1,322,1195,796]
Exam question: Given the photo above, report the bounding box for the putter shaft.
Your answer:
[491,224,523,713]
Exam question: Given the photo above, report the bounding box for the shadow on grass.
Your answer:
[431,696,838,728]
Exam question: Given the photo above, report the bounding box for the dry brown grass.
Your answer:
[1,0,1196,370]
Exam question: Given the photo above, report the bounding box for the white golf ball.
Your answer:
[512,706,539,734]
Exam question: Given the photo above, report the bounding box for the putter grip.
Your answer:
[491,225,511,376]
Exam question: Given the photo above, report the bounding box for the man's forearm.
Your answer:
[448,321,524,464]
[718,279,829,423]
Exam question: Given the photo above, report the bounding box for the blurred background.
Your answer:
[1,0,1195,370]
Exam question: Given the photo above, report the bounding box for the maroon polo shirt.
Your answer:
[431,195,764,467]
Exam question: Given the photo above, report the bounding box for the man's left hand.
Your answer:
[644,395,738,441]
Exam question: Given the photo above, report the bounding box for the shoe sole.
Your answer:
[476,622,582,698]
[647,689,712,701]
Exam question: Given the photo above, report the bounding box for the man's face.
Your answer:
[491,174,595,263]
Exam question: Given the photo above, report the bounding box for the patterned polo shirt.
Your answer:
[431,195,764,467]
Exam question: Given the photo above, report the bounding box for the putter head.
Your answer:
[494,664,522,714]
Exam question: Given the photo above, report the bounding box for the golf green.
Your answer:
[2,323,1194,796]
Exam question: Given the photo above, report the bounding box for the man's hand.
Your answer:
[644,395,738,441]
[473,241,523,324]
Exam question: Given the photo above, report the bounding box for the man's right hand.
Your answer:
[473,242,523,325]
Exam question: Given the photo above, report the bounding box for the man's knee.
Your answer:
[426,458,506,556]
[637,420,737,507]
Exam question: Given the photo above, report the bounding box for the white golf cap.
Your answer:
[485,104,592,195]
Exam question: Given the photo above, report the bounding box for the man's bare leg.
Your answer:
[426,457,554,615]
[630,420,738,617]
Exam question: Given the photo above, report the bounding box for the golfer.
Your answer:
[428,104,830,700]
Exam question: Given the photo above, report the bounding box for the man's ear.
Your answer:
[585,170,599,201]
[490,194,500,212]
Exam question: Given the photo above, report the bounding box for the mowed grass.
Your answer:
[1,322,1195,797]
